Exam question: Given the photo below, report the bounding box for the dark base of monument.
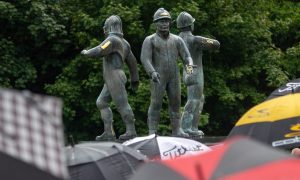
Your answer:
[198,136,227,146]
[82,135,227,147]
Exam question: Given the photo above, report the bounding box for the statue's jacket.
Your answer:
[179,32,220,85]
[141,33,192,82]
[85,34,139,86]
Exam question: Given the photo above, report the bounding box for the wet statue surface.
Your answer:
[141,8,196,137]
[81,15,139,141]
[176,12,220,137]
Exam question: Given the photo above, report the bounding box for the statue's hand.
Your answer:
[131,81,139,92]
[81,49,88,55]
[151,72,160,83]
[186,65,197,74]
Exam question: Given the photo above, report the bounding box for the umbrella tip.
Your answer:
[69,135,75,147]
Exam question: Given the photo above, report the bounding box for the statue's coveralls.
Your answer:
[84,33,139,139]
[141,32,193,135]
[179,31,220,134]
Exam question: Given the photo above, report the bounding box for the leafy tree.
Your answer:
[2,0,300,141]
[0,0,70,91]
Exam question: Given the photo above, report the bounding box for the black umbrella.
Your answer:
[66,142,147,180]
[0,151,62,180]
[266,78,300,100]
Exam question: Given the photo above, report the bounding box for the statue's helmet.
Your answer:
[103,15,123,35]
[153,8,171,22]
[176,11,195,28]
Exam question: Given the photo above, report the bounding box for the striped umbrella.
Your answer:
[228,93,300,149]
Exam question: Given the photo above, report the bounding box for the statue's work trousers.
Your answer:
[97,69,134,127]
[148,69,181,131]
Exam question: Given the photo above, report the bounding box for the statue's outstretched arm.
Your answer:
[195,36,220,51]
[81,39,113,57]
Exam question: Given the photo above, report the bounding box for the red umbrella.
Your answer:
[130,137,300,180]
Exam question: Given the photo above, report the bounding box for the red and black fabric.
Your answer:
[228,93,300,149]
[130,137,300,180]
[266,78,300,100]
[0,88,68,180]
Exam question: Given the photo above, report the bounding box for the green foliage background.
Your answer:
[1,0,300,142]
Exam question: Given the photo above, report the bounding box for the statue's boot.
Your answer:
[95,132,116,141]
[185,128,204,137]
[95,119,116,141]
[172,123,189,137]
[148,118,158,135]
[190,102,205,137]
[181,111,193,134]
[119,116,137,141]
[171,113,189,138]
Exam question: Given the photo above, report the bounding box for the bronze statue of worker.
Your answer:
[81,15,139,141]
[177,12,220,137]
[141,8,196,137]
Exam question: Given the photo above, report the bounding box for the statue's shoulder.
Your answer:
[107,34,122,43]
[169,33,178,38]
[170,33,184,42]
[194,35,205,40]
[122,38,130,46]
[142,34,156,45]
[145,33,156,40]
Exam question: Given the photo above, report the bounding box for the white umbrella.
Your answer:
[123,134,210,160]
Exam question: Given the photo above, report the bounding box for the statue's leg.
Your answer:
[167,75,188,137]
[191,94,205,136]
[95,84,116,141]
[191,68,204,136]
[182,85,204,136]
[181,95,200,134]
[148,81,164,135]
[109,70,137,140]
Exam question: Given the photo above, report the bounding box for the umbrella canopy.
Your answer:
[66,142,147,180]
[130,137,300,180]
[266,78,300,100]
[123,134,210,160]
[0,88,68,180]
[0,151,62,180]
[228,93,300,149]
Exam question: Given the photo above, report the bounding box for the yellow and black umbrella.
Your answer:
[228,93,300,149]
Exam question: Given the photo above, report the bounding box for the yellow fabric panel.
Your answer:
[235,94,300,126]
[101,41,111,49]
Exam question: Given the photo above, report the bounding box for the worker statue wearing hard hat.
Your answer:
[176,11,220,137]
[141,8,196,137]
[81,15,139,141]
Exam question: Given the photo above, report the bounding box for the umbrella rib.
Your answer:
[77,146,110,156]
[112,145,136,173]
[132,136,156,150]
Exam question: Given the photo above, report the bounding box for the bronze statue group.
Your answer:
[81,8,220,141]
